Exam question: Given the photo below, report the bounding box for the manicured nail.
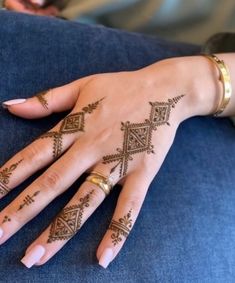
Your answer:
[99,248,113,269]
[30,0,45,5]
[2,99,26,108]
[0,227,3,238]
[21,245,45,268]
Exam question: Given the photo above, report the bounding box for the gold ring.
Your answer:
[86,171,114,196]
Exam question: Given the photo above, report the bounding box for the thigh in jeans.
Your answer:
[0,10,235,283]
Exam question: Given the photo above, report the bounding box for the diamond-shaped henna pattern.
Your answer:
[103,95,184,178]
[47,190,94,243]
[126,121,154,153]
[60,112,85,133]
[36,98,104,159]
[150,103,169,125]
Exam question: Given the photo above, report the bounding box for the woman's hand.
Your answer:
[0,56,220,268]
[3,0,59,16]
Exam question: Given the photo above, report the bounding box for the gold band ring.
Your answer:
[86,171,114,196]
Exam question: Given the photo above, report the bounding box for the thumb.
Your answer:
[2,78,87,119]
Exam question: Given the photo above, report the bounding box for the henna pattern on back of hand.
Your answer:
[36,98,104,159]
[0,159,23,197]
[103,95,184,178]
[47,190,94,243]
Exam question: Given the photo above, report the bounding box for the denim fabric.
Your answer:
[0,11,235,283]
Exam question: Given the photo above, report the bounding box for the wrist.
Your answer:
[166,56,221,121]
[165,54,235,122]
[141,56,221,123]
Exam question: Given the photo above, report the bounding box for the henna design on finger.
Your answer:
[47,190,94,243]
[103,95,184,178]
[0,159,23,197]
[2,216,11,224]
[36,90,49,109]
[17,191,40,211]
[36,98,104,159]
[109,209,133,246]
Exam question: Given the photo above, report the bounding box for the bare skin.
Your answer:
[0,54,235,268]
[3,0,59,16]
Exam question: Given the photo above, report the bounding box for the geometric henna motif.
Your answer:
[47,190,94,243]
[103,95,184,178]
[36,90,49,110]
[60,113,85,134]
[0,159,23,197]
[17,191,40,211]
[108,209,133,246]
[37,98,104,159]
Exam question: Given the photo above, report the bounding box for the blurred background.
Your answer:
[1,0,235,44]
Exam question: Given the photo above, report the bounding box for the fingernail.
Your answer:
[21,245,45,268]
[0,227,3,238]
[2,99,26,108]
[30,0,45,5]
[99,248,113,269]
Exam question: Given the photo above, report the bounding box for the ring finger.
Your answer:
[20,165,119,268]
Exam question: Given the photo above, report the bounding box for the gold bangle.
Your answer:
[203,54,232,116]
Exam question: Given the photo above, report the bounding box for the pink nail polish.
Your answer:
[99,248,113,269]
[30,0,45,6]
[0,227,3,238]
[21,245,45,268]
[2,99,26,108]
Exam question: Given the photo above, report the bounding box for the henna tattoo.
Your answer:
[17,191,40,211]
[103,95,184,177]
[2,216,11,224]
[36,90,49,109]
[0,159,23,197]
[37,98,104,159]
[109,209,133,246]
[47,190,94,243]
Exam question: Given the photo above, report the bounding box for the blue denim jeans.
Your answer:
[0,10,235,283]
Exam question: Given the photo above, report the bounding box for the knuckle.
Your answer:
[82,185,104,207]
[24,143,43,164]
[95,127,113,143]
[121,194,143,210]
[89,185,102,199]
[39,170,61,191]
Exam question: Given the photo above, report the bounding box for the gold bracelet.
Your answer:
[203,54,232,116]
